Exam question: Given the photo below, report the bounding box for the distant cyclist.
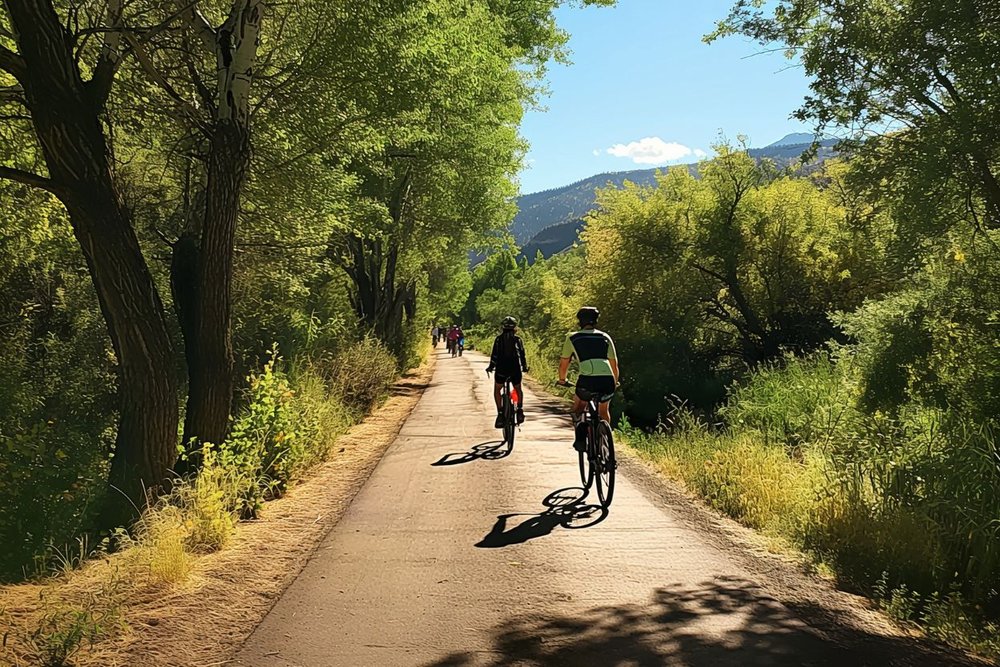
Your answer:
[556,306,619,450]
[485,316,528,427]
[447,324,461,354]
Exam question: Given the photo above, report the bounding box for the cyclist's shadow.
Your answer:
[475,487,607,548]
[432,440,510,466]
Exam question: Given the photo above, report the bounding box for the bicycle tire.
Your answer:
[595,420,616,507]
[502,388,516,449]
[578,420,594,490]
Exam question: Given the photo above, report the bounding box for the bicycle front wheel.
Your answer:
[595,421,616,508]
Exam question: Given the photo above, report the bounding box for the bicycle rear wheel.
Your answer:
[578,421,594,490]
[502,390,516,449]
[595,420,616,508]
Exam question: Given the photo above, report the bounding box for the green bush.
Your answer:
[721,352,861,450]
[0,245,115,581]
[316,336,398,412]
[210,348,305,517]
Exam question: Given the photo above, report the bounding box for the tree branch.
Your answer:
[691,261,728,284]
[175,0,217,52]
[0,84,25,106]
[89,0,125,106]
[0,43,26,83]
[0,165,65,197]
[181,34,215,111]
[123,32,208,131]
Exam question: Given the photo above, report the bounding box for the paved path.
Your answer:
[234,350,971,667]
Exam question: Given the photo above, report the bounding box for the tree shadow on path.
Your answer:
[425,576,974,667]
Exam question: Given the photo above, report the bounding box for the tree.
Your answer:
[580,149,888,418]
[116,0,264,458]
[316,0,526,354]
[0,0,178,521]
[710,0,1000,228]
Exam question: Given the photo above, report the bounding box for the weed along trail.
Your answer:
[234,349,978,667]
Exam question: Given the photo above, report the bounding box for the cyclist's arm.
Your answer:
[558,334,574,383]
[516,337,528,371]
[608,336,620,384]
[487,337,500,371]
[558,356,571,383]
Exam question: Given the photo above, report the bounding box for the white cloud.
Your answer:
[606,137,694,165]
[592,149,601,157]
[694,148,708,158]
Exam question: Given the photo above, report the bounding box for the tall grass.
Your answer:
[626,353,1000,659]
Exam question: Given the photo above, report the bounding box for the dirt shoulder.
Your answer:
[116,358,434,667]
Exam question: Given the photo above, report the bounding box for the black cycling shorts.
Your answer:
[576,375,616,402]
[494,369,522,385]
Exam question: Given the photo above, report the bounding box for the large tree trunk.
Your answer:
[5,0,179,524]
[178,122,249,455]
[173,0,261,465]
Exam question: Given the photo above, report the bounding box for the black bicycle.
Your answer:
[559,381,616,508]
[488,372,517,450]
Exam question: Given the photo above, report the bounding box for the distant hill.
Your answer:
[512,135,838,254]
[519,218,585,262]
[768,132,828,147]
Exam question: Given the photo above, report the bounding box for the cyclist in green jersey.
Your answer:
[556,306,619,450]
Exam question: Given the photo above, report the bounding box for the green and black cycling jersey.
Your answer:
[561,328,617,377]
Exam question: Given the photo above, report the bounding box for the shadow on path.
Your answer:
[476,487,607,548]
[432,440,511,466]
[422,575,973,667]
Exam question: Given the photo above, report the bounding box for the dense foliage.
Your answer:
[0,0,614,580]
[466,0,1000,650]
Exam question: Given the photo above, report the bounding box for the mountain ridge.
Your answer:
[512,134,838,257]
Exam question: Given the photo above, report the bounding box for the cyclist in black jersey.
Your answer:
[485,316,528,428]
[557,306,619,450]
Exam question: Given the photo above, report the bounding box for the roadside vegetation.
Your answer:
[0,0,616,663]
[465,2,1000,657]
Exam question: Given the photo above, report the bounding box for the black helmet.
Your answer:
[501,316,517,330]
[576,306,600,326]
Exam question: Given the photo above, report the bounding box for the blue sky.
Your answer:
[518,0,814,194]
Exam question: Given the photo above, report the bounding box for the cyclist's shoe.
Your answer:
[573,423,588,452]
[516,408,525,424]
[494,413,504,428]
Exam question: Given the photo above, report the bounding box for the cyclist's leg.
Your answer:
[598,400,612,423]
[513,382,525,423]
[571,394,588,449]
[513,383,524,408]
[492,379,503,412]
[493,375,507,428]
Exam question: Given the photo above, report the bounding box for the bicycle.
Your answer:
[557,381,616,508]
[488,371,518,450]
